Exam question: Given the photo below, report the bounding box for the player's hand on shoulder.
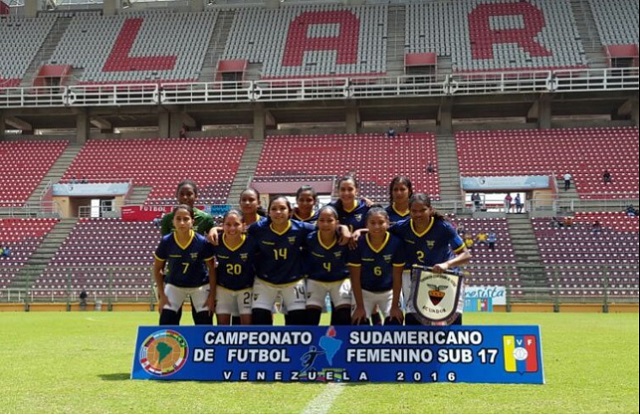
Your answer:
[207,226,222,246]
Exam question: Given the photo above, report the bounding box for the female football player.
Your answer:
[212,209,257,325]
[349,207,404,325]
[389,193,471,325]
[153,204,216,325]
[303,205,352,325]
[385,175,413,224]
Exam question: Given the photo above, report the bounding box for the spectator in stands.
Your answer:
[456,223,466,237]
[152,217,161,228]
[79,289,88,311]
[563,172,572,191]
[475,231,488,247]
[602,169,612,184]
[404,119,410,133]
[471,192,481,211]
[625,204,638,217]
[551,217,564,228]
[1,245,10,257]
[504,193,513,213]
[563,216,574,228]
[80,177,88,184]
[386,127,396,138]
[591,220,602,235]
[487,230,497,251]
[426,162,435,173]
[514,193,524,213]
[179,124,188,139]
[463,232,475,251]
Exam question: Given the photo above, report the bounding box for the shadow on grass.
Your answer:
[99,373,130,381]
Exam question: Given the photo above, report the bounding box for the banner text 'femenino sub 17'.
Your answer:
[131,325,544,384]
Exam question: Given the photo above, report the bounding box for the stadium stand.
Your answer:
[59,137,247,205]
[533,213,639,297]
[48,11,217,84]
[452,217,520,290]
[222,4,387,79]
[589,0,639,46]
[35,217,156,299]
[456,127,639,199]
[0,218,59,289]
[0,140,69,207]
[406,0,587,72]
[0,15,57,88]
[254,133,439,201]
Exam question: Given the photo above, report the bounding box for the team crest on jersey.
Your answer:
[240,253,248,262]
[383,254,392,263]
[426,240,435,249]
[190,253,198,260]
[333,252,342,259]
[288,236,297,245]
[410,265,463,325]
[354,214,362,223]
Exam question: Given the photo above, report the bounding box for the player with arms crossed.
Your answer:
[153,205,216,325]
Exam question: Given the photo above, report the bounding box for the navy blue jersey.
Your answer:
[247,219,315,284]
[328,199,370,231]
[303,231,350,282]
[292,208,317,223]
[213,233,258,291]
[385,204,410,224]
[389,217,465,270]
[348,232,405,292]
[154,231,215,287]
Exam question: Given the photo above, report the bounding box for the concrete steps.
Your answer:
[10,218,78,291]
[506,214,547,289]
[27,143,82,206]
[226,139,264,205]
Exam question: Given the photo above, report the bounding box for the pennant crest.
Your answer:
[411,265,464,325]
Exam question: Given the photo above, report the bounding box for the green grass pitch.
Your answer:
[1,312,637,414]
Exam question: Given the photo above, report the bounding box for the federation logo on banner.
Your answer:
[139,329,189,376]
[503,335,539,374]
[411,265,463,325]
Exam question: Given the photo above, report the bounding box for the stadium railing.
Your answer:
[1,264,636,310]
[1,67,638,109]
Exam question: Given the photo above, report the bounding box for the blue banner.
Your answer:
[131,325,544,384]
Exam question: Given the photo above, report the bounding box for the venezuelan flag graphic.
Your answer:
[503,335,538,373]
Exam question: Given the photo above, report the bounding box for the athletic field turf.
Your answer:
[1,312,637,414]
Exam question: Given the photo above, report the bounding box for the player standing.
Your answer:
[153,205,216,325]
[349,207,405,325]
[303,205,352,325]
[390,193,471,325]
[212,209,257,325]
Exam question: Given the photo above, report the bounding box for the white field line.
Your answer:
[302,383,345,414]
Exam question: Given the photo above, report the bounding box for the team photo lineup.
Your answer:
[154,175,471,328]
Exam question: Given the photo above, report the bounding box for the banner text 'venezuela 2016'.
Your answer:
[131,326,544,384]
